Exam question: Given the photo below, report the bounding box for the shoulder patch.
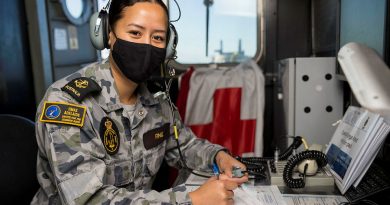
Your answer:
[40,101,87,127]
[61,77,102,102]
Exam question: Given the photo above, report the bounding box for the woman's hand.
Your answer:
[189,177,238,205]
[215,151,249,184]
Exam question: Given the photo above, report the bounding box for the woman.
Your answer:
[31,0,248,204]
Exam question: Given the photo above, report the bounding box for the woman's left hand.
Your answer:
[215,151,249,184]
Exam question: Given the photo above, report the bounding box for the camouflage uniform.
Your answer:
[31,62,225,205]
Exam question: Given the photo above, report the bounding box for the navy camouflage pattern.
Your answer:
[31,62,225,205]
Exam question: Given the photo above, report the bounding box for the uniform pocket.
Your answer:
[104,159,133,187]
[145,142,166,176]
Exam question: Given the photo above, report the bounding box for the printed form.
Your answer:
[185,184,287,205]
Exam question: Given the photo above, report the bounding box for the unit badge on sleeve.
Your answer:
[99,117,120,155]
[40,101,86,127]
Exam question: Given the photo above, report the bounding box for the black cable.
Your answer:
[279,136,303,160]
[338,200,380,205]
[282,150,328,188]
[170,0,181,23]
[161,68,215,179]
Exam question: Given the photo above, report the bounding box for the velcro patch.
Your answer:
[40,101,87,127]
[61,77,102,102]
[143,123,170,150]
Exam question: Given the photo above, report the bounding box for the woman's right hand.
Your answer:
[188,177,238,205]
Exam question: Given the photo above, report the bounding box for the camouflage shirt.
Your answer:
[31,62,225,205]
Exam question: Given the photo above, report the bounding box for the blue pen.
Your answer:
[212,163,220,180]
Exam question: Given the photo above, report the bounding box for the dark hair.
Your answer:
[108,0,169,30]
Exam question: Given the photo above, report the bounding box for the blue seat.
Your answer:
[0,114,39,204]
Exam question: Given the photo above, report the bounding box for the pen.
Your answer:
[212,163,220,180]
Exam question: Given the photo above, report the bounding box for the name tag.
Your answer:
[143,123,170,150]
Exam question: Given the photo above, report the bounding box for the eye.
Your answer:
[152,35,165,42]
[128,30,141,37]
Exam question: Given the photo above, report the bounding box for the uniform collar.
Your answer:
[92,62,159,113]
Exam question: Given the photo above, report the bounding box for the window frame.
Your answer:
[168,0,265,70]
[59,0,92,26]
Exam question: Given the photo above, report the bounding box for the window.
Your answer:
[65,0,84,19]
[169,0,261,65]
[60,0,91,25]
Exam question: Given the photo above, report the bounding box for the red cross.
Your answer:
[189,88,256,156]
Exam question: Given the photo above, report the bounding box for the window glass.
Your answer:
[169,0,258,64]
[65,0,84,19]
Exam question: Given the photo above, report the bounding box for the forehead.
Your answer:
[119,2,168,28]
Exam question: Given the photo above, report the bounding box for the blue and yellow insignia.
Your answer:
[40,101,86,127]
[99,117,120,155]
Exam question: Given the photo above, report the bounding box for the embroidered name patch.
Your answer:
[99,117,120,155]
[40,101,86,127]
[143,123,170,150]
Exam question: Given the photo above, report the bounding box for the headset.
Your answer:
[89,0,178,60]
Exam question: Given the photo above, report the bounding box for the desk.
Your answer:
[183,171,347,205]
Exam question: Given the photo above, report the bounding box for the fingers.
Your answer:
[229,175,249,184]
[224,190,235,205]
[207,176,217,182]
[220,189,234,202]
[223,180,238,191]
[226,190,234,199]
[224,168,233,178]
[218,173,249,184]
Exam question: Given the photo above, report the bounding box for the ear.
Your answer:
[108,31,115,49]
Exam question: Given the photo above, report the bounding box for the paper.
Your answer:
[54,28,68,50]
[282,194,347,205]
[185,184,287,205]
[325,106,390,194]
[185,172,286,205]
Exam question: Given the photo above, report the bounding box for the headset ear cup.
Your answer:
[89,11,109,50]
[166,23,178,59]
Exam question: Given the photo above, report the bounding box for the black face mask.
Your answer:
[112,38,166,84]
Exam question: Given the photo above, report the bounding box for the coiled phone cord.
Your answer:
[282,150,328,188]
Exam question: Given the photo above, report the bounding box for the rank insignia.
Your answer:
[143,123,170,150]
[40,101,86,127]
[99,117,120,155]
[61,77,102,102]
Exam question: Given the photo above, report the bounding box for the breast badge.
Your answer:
[99,117,120,155]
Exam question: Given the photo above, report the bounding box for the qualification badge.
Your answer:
[40,101,86,127]
[99,117,120,155]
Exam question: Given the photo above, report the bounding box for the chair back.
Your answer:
[0,114,39,204]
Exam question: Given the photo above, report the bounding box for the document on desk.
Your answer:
[282,194,347,205]
[185,184,287,205]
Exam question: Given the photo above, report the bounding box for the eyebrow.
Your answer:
[127,23,167,33]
